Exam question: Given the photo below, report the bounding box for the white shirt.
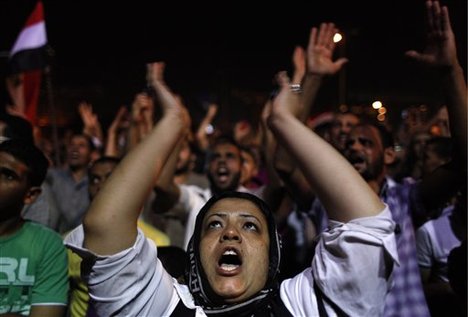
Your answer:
[65,206,398,317]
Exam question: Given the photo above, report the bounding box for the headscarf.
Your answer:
[185,191,292,317]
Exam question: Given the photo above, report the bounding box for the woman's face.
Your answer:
[199,197,270,303]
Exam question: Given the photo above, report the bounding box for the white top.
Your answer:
[65,206,398,317]
[416,206,461,282]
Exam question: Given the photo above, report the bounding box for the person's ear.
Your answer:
[384,146,396,165]
[23,186,42,205]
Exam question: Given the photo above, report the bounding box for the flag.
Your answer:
[9,1,48,73]
[6,1,48,125]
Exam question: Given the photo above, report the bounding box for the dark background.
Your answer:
[1,0,466,132]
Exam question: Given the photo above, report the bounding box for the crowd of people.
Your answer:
[0,1,466,316]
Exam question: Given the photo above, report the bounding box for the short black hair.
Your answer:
[0,112,34,143]
[70,133,96,152]
[207,134,243,163]
[0,139,49,186]
[88,156,121,177]
[357,122,395,149]
[210,134,241,150]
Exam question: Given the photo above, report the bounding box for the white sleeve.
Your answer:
[180,185,209,249]
[65,226,181,317]
[280,206,398,317]
[415,223,434,268]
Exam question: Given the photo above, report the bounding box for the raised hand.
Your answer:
[147,62,191,131]
[270,71,303,119]
[292,46,306,84]
[195,103,218,151]
[78,101,103,146]
[405,0,458,68]
[105,106,129,157]
[306,22,348,76]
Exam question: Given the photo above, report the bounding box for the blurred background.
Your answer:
[1,0,466,133]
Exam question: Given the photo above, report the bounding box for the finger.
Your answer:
[426,1,436,33]
[308,27,318,49]
[432,0,442,33]
[317,23,328,46]
[276,71,291,89]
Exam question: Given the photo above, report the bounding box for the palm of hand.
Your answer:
[307,46,340,75]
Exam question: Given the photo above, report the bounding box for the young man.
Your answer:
[0,139,68,316]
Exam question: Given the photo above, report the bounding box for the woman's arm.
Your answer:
[268,71,383,222]
[83,62,189,255]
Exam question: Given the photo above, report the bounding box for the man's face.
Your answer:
[0,152,30,219]
[88,161,117,200]
[208,143,242,193]
[331,113,360,151]
[199,197,270,303]
[344,125,385,181]
[67,135,92,169]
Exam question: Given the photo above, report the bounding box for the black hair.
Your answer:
[0,138,49,186]
[356,122,395,149]
[88,156,121,177]
[70,133,96,152]
[0,112,34,144]
[210,134,242,151]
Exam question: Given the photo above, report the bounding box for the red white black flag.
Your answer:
[9,1,48,74]
[6,1,48,125]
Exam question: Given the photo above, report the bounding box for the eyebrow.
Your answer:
[0,166,21,179]
[206,212,261,222]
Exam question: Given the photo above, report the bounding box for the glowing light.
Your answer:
[377,114,386,121]
[372,101,383,109]
[378,107,387,114]
[333,33,343,43]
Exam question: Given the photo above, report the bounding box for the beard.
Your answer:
[208,171,241,196]
[360,157,385,182]
[346,151,385,182]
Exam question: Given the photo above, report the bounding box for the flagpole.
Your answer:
[44,45,61,167]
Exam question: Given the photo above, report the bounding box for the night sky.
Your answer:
[1,0,466,130]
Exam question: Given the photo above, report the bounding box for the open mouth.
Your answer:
[348,154,364,164]
[218,249,242,272]
[69,151,80,160]
[216,167,229,183]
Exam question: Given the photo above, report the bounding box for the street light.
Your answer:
[334,32,346,106]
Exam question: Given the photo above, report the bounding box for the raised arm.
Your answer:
[301,22,348,121]
[78,101,104,151]
[152,133,187,214]
[104,105,129,158]
[267,71,383,222]
[83,62,189,255]
[196,103,218,152]
[406,0,467,207]
[273,23,349,211]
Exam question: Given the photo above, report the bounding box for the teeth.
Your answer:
[223,250,237,255]
[220,264,239,271]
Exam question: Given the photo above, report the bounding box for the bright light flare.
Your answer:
[333,33,343,43]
